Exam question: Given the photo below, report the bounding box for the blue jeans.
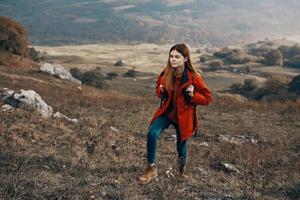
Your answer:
[147,115,187,166]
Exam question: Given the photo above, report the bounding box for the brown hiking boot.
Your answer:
[139,165,157,184]
[178,165,188,179]
[178,156,188,179]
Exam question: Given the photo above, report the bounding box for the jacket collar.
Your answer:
[180,66,193,89]
[160,66,193,91]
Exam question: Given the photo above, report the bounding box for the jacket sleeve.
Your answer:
[191,74,213,105]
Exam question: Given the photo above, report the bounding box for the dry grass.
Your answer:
[33,43,201,74]
[0,63,299,200]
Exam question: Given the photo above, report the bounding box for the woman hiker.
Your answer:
[139,43,213,184]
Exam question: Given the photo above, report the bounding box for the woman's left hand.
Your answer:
[185,85,194,97]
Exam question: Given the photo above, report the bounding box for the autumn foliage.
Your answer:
[0,16,29,57]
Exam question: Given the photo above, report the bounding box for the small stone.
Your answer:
[199,142,209,147]
[165,134,176,141]
[2,104,13,111]
[213,162,240,174]
[53,112,78,123]
[114,59,125,66]
[110,126,119,133]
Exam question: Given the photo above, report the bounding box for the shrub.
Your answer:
[81,67,106,89]
[106,72,118,80]
[254,76,289,100]
[230,82,243,91]
[285,56,300,69]
[225,53,254,64]
[278,44,300,59]
[248,46,270,57]
[213,47,234,58]
[241,78,259,92]
[288,75,300,95]
[69,67,83,80]
[278,45,290,57]
[0,16,29,56]
[265,41,274,46]
[199,54,213,62]
[288,45,300,57]
[278,44,300,68]
[264,49,283,66]
[124,69,137,77]
[28,47,39,61]
[260,91,298,101]
[262,76,289,92]
[208,60,223,71]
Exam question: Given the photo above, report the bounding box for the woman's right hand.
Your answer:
[159,84,164,92]
[159,84,168,100]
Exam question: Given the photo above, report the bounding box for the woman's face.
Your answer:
[169,50,187,69]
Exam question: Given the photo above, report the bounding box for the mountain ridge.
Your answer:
[1,0,300,46]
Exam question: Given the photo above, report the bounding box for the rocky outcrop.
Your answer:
[40,63,81,84]
[1,88,78,122]
[2,89,52,117]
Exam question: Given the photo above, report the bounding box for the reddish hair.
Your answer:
[163,43,199,90]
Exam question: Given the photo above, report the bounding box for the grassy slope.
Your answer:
[0,64,299,199]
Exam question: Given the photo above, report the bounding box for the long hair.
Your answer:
[163,43,199,90]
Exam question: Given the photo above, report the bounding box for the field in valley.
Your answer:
[0,42,300,199]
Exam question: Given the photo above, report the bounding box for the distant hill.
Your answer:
[1,0,300,46]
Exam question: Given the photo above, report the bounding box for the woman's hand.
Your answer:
[185,85,194,97]
[159,84,164,92]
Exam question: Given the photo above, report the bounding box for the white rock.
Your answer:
[2,104,13,111]
[199,142,209,147]
[218,134,258,145]
[11,89,53,118]
[165,134,176,141]
[0,88,14,98]
[53,111,78,123]
[166,170,174,178]
[110,126,119,133]
[40,63,81,84]
[223,163,240,174]
[214,162,240,174]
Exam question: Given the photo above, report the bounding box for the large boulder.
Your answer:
[40,63,81,84]
[3,89,53,118]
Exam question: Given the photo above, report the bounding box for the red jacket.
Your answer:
[150,67,213,141]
